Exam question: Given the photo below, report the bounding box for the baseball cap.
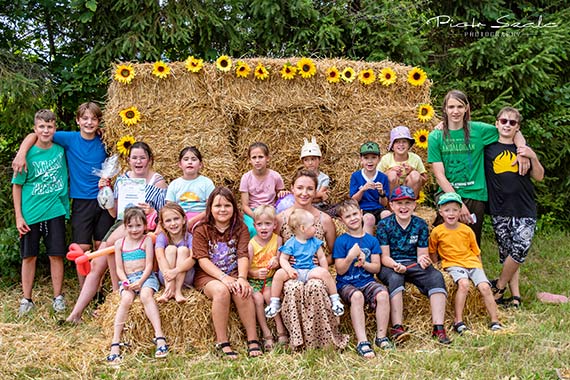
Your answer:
[390,186,416,201]
[360,141,380,156]
[437,192,462,207]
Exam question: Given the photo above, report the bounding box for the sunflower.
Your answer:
[185,56,204,73]
[358,69,376,85]
[325,67,340,83]
[414,128,429,149]
[407,67,427,86]
[216,55,232,72]
[416,191,426,204]
[116,135,135,157]
[152,61,171,79]
[341,67,356,83]
[418,104,435,123]
[280,63,296,80]
[297,58,316,79]
[235,61,251,78]
[119,106,141,126]
[114,64,135,84]
[378,67,397,86]
[254,62,269,80]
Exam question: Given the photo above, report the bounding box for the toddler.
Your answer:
[300,136,330,210]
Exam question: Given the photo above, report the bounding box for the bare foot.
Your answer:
[157,294,171,303]
[175,294,187,303]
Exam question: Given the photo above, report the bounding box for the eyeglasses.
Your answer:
[498,118,518,126]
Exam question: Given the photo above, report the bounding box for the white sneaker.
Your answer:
[52,294,66,312]
[331,301,345,316]
[18,298,35,317]
[264,303,282,319]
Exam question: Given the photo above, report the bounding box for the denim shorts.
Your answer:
[378,262,447,298]
[120,271,160,293]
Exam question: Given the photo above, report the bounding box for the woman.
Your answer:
[192,187,262,359]
[276,169,349,349]
[66,142,167,323]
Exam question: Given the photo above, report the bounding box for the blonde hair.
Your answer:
[158,203,188,244]
[336,199,361,218]
[288,208,313,234]
[253,204,276,221]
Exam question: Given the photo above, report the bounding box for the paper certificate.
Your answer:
[116,177,145,220]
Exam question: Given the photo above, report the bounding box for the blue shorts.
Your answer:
[377,263,447,298]
[120,271,160,293]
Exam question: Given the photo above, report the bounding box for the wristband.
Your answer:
[379,193,387,198]
[238,275,246,280]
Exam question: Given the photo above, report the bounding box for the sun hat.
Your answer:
[388,126,415,151]
[359,141,380,156]
[437,192,462,207]
[300,136,322,159]
[390,186,416,201]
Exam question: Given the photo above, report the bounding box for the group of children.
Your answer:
[12,102,542,361]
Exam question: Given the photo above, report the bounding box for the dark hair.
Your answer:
[158,203,188,244]
[248,142,270,157]
[179,146,203,162]
[336,199,360,217]
[34,109,56,123]
[442,90,471,146]
[129,141,154,163]
[201,187,242,236]
[496,107,522,124]
[123,206,147,227]
[76,102,102,120]
[291,168,318,188]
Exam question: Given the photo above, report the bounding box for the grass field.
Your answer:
[1,229,569,379]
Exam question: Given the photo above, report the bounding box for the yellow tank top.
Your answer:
[250,233,279,278]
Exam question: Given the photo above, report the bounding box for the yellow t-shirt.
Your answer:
[429,223,481,269]
[249,233,279,278]
[378,152,427,178]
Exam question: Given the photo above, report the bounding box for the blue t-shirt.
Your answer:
[376,214,429,263]
[165,175,215,213]
[349,169,390,211]
[333,232,380,289]
[53,131,107,199]
[279,236,323,270]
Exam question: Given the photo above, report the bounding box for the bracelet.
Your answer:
[238,276,246,280]
[220,273,227,281]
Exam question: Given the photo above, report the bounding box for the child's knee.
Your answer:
[350,290,364,305]
[457,279,470,293]
[477,282,492,296]
[375,290,389,305]
[363,213,375,227]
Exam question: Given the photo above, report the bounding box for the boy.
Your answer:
[333,199,392,358]
[350,141,390,236]
[376,186,450,344]
[484,107,544,308]
[12,109,69,315]
[300,136,330,210]
[429,192,502,333]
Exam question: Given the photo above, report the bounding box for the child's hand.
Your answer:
[418,255,432,269]
[130,280,142,291]
[355,252,366,267]
[348,243,361,261]
[257,268,268,279]
[374,182,384,193]
[287,269,298,280]
[163,268,178,282]
[277,190,290,199]
[16,217,31,236]
[267,257,279,269]
[393,263,407,273]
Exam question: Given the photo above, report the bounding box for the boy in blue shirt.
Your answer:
[333,199,392,358]
[12,110,69,315]
[350,141,390,236]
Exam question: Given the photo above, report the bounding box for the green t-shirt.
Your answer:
[427,121,498,201]
[12,143,69,225]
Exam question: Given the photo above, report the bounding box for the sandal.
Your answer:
[263,335,275,351]
[490,279,507,303]
[374,336,394,350]
[153,337,169,358]
[106,342,126,365]
[277,333,289,345]
[247,340,263,357]
[215,341,238,360]
[510,296,522,309]
[356,341,375,358]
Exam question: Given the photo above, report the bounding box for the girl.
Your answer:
[165,146,215,230]
[192,187,262,359]
[240,142,287,237]
[106,207,167,364]
[247,205,288,351]
[155,203,195,303]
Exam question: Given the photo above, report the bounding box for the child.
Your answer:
[485,107,544,308]
[107,207,168,365]
[333,199,392,358]
[376,186,450,344]
[265,208,344,318]
[429,192,503,333]
[240,142,287,237]
[12,109,69,315]
[350,141,390,236]
[247,205,288,350]
[155,203,195,303]
[379,126,427,199]
[300,136,330,210]
[165,146,215,230]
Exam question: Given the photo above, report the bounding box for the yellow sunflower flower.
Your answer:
[378,67,397,86]
[417,191,426,204]
[325,67,340,83]
[116,135,135,157]
[297,58,316,79]
[254,62,269,80]
[407,67,427,86]
[152,61,171,79]
[280,63,296,80]
[216,55,232,72]
[114,64,135,84]
[418,104,435,123]
[119,106,141,126]
[358,69,376,85]
[185,56,203,73]
[235,61,251,78]
[341,67,356,83]
[414,128,429,149]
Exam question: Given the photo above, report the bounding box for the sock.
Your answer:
[330,294,341,304]
[269,297,281,308]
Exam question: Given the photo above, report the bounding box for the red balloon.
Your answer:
[77,261,91,276]
[66,243,84,261]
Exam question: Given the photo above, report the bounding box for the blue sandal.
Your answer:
[106,343,125,365]
[356,341,375,358]
[153,337,169,358]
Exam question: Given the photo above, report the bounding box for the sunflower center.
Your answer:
[221,60,228,67]
[302,64,310,72]
[419,135,427,142]
[364,72,370,78]
[239,66,245,71]
[345,71,352,78]
[126,111,135,119]
[385,74,391,79]
[413,73,420,80]
[121,69,130,77]
[330,72,336,77]
[421,108,428,116]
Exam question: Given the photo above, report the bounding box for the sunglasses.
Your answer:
[498,118,518,126]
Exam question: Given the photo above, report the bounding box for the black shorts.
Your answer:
[20,215,66,259]
[364,208,384,224]
[71,198,114,245]
[377,263,447,298]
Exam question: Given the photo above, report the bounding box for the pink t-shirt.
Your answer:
[239,169,285,208]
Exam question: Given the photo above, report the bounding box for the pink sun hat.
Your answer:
[388,125,415,151]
